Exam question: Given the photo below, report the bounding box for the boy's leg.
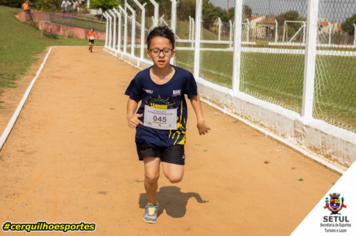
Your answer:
[143,157,160,204]
[161,145,185,183]
[162,162,184,183]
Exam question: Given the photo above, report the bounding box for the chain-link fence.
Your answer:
[314,0,356,132]
[37,12,107,32]
[103,0,356,133]
[138,4,155,61]
[56,17,106,32]
[198,8,234,88]
[240,0,307,113]
[175,0,195,74]
[29,12,88,22]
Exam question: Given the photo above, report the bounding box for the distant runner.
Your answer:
[22,0,31,21]
[87,28,96,53]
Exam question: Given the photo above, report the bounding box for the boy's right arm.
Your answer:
[127,98,143,129]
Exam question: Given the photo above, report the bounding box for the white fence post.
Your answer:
[192,18,195,48]
[171,0,177,65]
[193,0,202,79]
[87,0,90,9]
[113,9,121,52]
[106,11,112,49]
[132,0,147,59]
[302,0,319,118]
[108,10,116,50]
[354,24,356,46]
[189,16,191,45]
[246,19,249,43]
[275,20,278,43]
[103,13,108,47]
[328,22,331,45]
[303,22,306,44]
[149,0,159,27]
[171,0,177,33]
[119,6,127,54]
[232,0,242,92]
[229,20,232,48]
[126,4,136,56]
[218,17,221,41]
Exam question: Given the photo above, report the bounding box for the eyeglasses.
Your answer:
[149,48,173,57]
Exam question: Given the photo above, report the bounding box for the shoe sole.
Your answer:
[143,217,158,224]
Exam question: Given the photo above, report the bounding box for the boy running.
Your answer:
[87,28,96,53]
[125,26,210,224]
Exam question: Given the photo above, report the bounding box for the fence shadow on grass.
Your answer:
[138,186,209,218]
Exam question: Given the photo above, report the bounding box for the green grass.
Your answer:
[0,6,105,108]
[175,47,356,132]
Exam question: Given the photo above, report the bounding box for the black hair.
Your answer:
[146,26,175,49]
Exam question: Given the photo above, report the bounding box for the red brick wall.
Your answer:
[38,22,106,40]
[18,12,106,40]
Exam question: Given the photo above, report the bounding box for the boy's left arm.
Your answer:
[190,95,210,135]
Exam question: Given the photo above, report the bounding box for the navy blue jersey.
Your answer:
[125,66,198,147]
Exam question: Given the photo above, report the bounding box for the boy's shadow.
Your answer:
[138,186,209,218]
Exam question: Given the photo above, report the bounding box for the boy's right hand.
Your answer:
[127,114,143,129]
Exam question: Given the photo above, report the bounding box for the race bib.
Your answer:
[90,36,94,40]
[144,105,177,130]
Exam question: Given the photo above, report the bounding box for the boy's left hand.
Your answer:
[197,121,211,135]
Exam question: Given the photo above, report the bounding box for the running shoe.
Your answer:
[90,49,92,53]
[143,202,159,223]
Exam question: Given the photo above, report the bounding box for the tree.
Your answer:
[242,4,251,18]
[275,10,299,25]
[341,14,356,36]
[177,0,195,21]
[33,0,57,11]
[278,26,296,39]
[91,0,120,13]
[275,10,307,34]
[0,0,23,7]
[202,0,231,22]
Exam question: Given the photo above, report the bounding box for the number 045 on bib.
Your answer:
[143,105,177,130]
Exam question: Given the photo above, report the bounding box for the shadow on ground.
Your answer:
[138,186,209,218]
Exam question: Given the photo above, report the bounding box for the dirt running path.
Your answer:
[0,47,340,236]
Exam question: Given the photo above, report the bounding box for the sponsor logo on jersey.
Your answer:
[144,88,153,94]
[173,89,181,96]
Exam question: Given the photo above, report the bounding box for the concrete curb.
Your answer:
[0,47,53,151]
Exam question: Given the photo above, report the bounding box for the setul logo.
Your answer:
[324,193,347,215]
[321,192,351,233]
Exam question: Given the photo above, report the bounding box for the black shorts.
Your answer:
[89,40,94,44]
[136,143,185,165]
